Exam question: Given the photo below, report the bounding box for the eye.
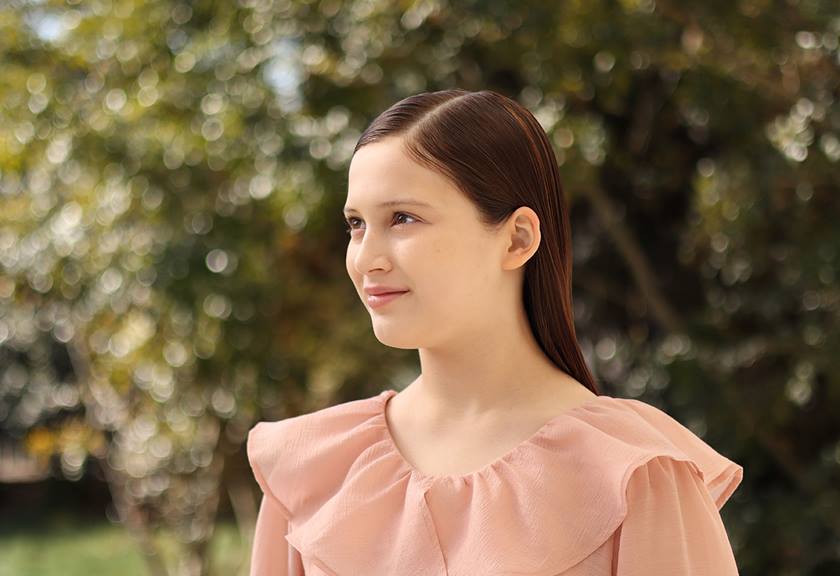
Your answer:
[393,212,418,226]
[343,212,418,235]
[344,217,361,234]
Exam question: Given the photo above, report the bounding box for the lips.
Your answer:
[364,286,409,296]
[365,290,409,308]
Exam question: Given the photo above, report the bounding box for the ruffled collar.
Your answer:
[248,389,743,575]
[376,389,612,487]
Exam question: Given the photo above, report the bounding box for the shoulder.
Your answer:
[563,395,744,511]
[249,390,386,435]
[246,390,390,517]
[507,394,743,570]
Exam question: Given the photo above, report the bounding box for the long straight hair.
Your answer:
[354,89,601,396]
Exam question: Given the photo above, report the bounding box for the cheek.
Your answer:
[452,243,499,305]
[403,237,447,279]
[414,239,488,300]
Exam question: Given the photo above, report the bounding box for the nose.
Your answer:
[350,226,392,275]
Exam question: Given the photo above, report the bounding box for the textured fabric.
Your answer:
[249,493,304,576]
[612,455,741,575]
[247,389,743,575]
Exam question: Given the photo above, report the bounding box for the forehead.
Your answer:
[346,139,455,208]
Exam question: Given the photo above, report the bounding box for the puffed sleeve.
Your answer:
[613,455,740,575]
[249,493,305,576]
[247,422,305,576]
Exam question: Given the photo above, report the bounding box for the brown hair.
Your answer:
[353,89,601,396]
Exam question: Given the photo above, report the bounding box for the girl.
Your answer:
[247,89,743,575]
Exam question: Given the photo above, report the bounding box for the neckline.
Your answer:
[376,388,610,483]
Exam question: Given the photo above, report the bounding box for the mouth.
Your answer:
[366,290,409,308]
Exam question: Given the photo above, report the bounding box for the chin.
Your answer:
[370,322,422,350]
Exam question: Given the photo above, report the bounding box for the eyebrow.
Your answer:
[342,199,433,214]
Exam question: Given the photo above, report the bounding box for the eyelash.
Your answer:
[343,212,418,235]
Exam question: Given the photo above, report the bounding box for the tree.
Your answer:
[1,0,838,574]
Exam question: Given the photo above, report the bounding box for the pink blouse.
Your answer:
[247,389,743,575]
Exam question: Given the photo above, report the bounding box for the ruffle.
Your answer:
[247,390,743,576]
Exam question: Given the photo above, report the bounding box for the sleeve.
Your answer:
[249,493,305,575]
[613,455,740,575]
[247,422,305,575]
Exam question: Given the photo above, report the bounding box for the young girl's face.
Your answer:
[345,137,508,349]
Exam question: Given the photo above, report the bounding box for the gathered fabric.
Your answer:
[247,389,743,575]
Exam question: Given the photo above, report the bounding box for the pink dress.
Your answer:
[247,389,743,575]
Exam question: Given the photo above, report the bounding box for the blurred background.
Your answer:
[1,0,838,574]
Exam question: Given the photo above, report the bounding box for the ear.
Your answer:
[501,206,541,271]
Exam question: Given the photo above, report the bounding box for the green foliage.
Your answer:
[1,0,838,574]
